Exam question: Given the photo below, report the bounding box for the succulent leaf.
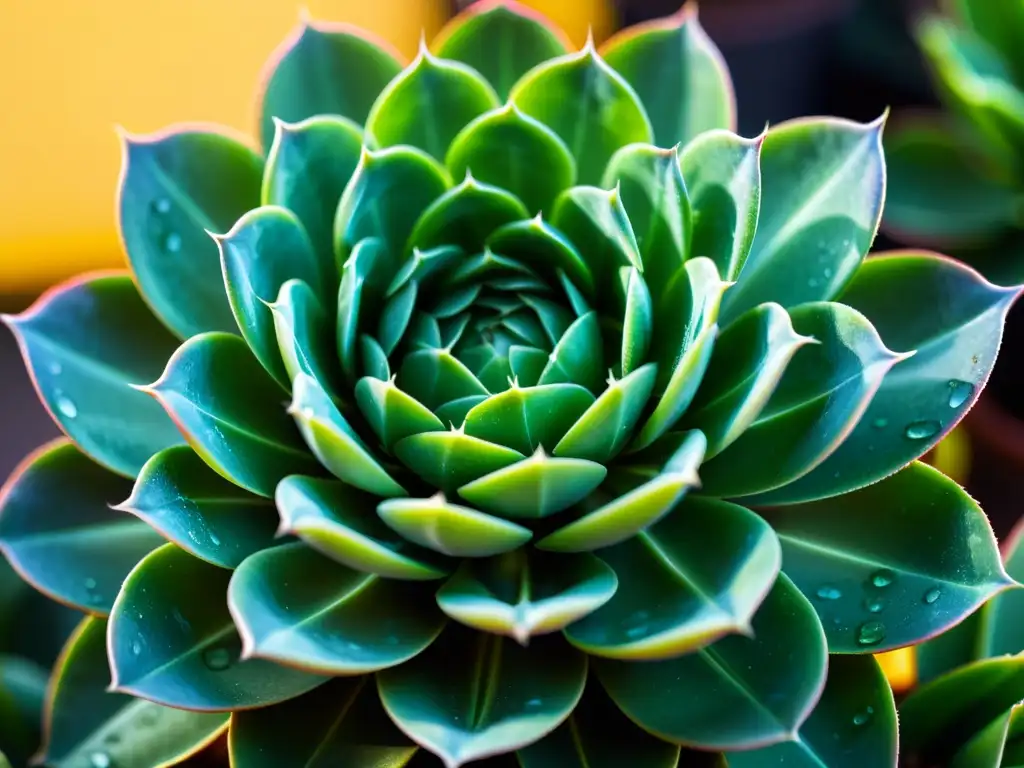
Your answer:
[271,279,341,393]
[408,175,530,254]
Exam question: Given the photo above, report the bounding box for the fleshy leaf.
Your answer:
[229,677,418,768]
[462,383,594,455]
[721,116,886,324]
[0,440,161,615]
[276,476,450,581]
[517,678,680,767]
[337,238,388,383]
[270,279,340,392]
[511,42,653,185]
[761,462,1011,653]
[394,429,524,494]
[398,348,490,411]
[39,617,228,768]
[355,375,446,449]
[108,544,327,710]
[754,252,1020,504]
[728,655,898,768]
[0,656,47,768]
[539,430,705,553]
[595,574,827,750]
[366,44,500,161]
[118,127,262,338]
[565,496,780,660]
[378,625,586,767]
[952,0,1024,85]
[117,446,278,569]
[986,520,1024,657]
[949,703,1024,768]
[699,301,904,497]
[433,1,571,100]
[446,104,575,215]
[679,129,762,281]
[601,5,735,147]
[218,206,325,387]
[436,550,617,643]
[537,311,604,393]
[228,542,445,674]
[290,373,405,497]
[257,20,403,149]
[146,333,321,497]
[4,273,184,477]
[377,494,532,557]
[619,268,654,376]
[262,115,364,277]
[683,303,811,458]
[487,217,596,299]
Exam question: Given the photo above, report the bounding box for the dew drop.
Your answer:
[815,586,842,601]
[823,267,834,279]
[48,361,62,375]
[208,531,221,547]
[853,705,875,726]
[864,596,886,614]
[131,640,142,656]
[84,577,97,589]
[90,752,112,768]
[923,587,941,605]
[163,232,183,254]
[153,198,171,215]
[872,418,888,429]
[869,569,894,588]
[626,625,648,639]
[856,621,886,647]
[202,646,234,671]
[808,277,820,288]
[948,380,974,409]
[525,698,542,708]
[56,393,78,419]
[905,420,940,440]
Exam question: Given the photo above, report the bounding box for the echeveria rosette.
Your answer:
[0,2,1018,767]
[883,0,1024,284]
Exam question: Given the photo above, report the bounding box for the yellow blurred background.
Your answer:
[0,0,614,293]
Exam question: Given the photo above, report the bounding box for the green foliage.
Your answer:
[0,1,1018,766]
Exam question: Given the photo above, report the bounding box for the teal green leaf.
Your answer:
[335,146,451,267]
[436,550,616,643]
[433,1,570,100]
[632,257,728,452]
[565,496,780,660]
[619,267,653,376]
[0,655,46,768]
[390,244,466,297]
[109,544,327,710]
[601,5,735,147]
[699,301,904,497]
[228,542,445,674]
[760,462,1010,653]
[116,446,278,570]
[487,217,595,299]
[146,332,320,497]
[458,451,606,519]
[354,375,446,449]
[986,520,1024,657]
[362,334,392,380]
[446,104,575,214]
[949,703,1023,768]
[728,655,898,768]
[257,20,402,149]
[537,312,604,393]
[398,348,490,410]
[679,129,762,281]
[462,383,594,455]
[407,174,529,254]
[914,604,990,686]
[900,655,1024,763]
[538,430,705,553]
[884,117,1020,245]
[553,364,657,462]
[683,302,812,458]
[366,45,500,161]
[378,280,417,356]
[550,186,642,302]
[262,115,364,275]
[377,494,532,557]
[952,0,1024,86]
[595,574,827,750]
[436,395,489,426]
[229,677,418,768]
[0,440,161,615]
[378,626,587,767]
[721,116,886,324]
[118,126,262,338]
[337,238,388,382]
[394,428,525,495]
[290,373,405,497]
[517,677,680,768]
[511,43,653,185]
[276,476,450,581]
[754,251,1020,504]
[602,144,692,302]
[270,278,340,392]
[38,617,228,768]
[218,206,325,387]
[3,273,184,477]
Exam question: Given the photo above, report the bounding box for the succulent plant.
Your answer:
[884,0,1024,284]
[0,2,1019,766]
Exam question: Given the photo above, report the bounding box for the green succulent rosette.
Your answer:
[0,2,1020,766]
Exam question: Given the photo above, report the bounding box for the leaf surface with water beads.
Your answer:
[0,440,162,615]
[595,574,827,751]
[108,544,327,710]
[38,617,228,768]
[378,625,587,767]
[228,542,445,675]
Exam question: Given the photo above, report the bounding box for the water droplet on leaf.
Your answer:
[905,420,940,440]
[872,418,888,429]
[923,587,941,605]
[853,705,874,726]
[856,621,886,646]
[131,640,142,656]
[202,646,234,671]
[90,753,112,768]
[48,361,62,375]
[815,586,842,600]
[864,596,886,614]
[163,232,183,254]
[153,198,171,215]
[55,393,78,419]
[869,569,894,588]
[208,531,221,546]
[948,380,974,409]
